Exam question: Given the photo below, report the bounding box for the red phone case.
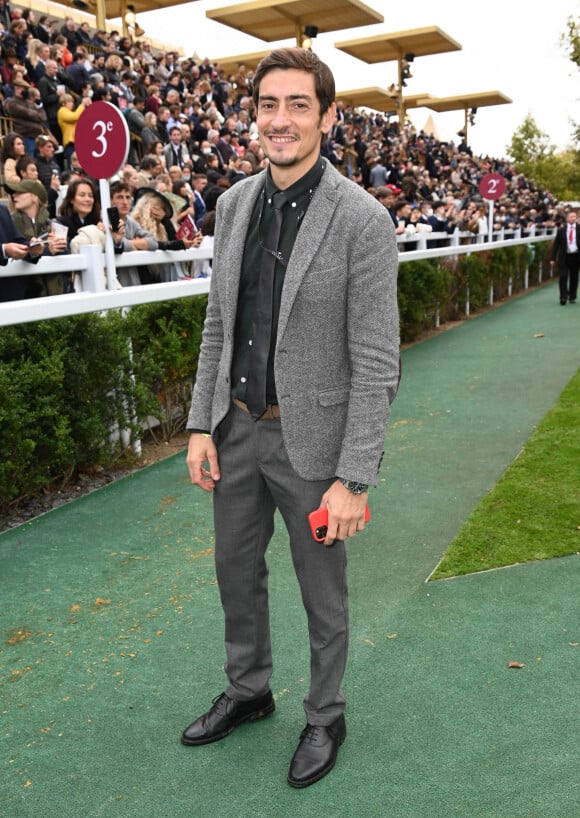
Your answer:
[308,505,371,543]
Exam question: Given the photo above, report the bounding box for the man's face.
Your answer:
[45,60,58,78]
[170,128,181,145]
[193,176,207,192]
[566,211,577,225]
[111,189,133,217]
[256,68,335,183]
[12,191,37,215]
[38,141,55,160]
[39,45,50,61]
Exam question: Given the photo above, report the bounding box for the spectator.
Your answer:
[109,180,157,286]
[394,199,411,235]
[36,15,53,45]
[0,0,12,33]
[4,79,47,155]
[55,176,102,243]
[4,19,28,62]
[550,210,579,305]
[145,139,166,166]
[121,164,140,193]
[9,179,68,295]
[37,58,66,143]
[35,134,61,216]
[25,39,50,84]
[163,125,191,170]
[66,50,90,95]
[76,21,92,46]
[215,126,234,166]
[375,186,398,228]
[368,155,389,188]
[155,105,171,143]
[0,200,44,301]
[59,17,79,54]
[130,187,194,282]
[1,131,26,186]
[140,111,159,151]
[15,154,39,181]
[57,92,91,168]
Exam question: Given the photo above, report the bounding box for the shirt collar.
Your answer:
[264,156,325,207]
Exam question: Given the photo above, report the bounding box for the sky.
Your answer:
[134,0,580,159]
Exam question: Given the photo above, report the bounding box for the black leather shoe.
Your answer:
[181,690,275,746]
[560,299,567,305]
[287,715,346,788]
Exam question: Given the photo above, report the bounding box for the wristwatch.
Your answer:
[339,478,368,495]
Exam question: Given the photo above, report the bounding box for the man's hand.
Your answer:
[111,218,125,245]
[27,239,44,257]
[186,432,220,492]
[319,480,368,546]
[4,242,33,260]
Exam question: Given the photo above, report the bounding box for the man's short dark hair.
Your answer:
[252,47,335,116]
[140,156,160,171]
[110,181,132,197]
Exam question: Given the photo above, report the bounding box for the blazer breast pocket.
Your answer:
[299,265,346,301]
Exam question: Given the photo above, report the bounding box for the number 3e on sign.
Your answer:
[75,101,130,180]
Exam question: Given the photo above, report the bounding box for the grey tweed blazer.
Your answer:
[187,159,399,485]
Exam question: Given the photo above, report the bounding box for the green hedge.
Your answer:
[0,296,207,511]
[0,243,549,509]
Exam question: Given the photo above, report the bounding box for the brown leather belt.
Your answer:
[233,398,281,419]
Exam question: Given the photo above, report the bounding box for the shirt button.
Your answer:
[248,339,252,346]
[240,377,246,383]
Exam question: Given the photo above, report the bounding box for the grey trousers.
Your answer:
[212,403,348,725]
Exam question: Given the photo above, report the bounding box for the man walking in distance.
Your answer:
[182,48,399,788]
[550,210,579,304]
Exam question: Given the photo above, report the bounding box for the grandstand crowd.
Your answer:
[0,2,565,300]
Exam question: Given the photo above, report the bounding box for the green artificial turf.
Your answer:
[431,367,580,579]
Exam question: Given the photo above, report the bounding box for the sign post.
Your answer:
[478,172,507,242]
[75,102,130,289]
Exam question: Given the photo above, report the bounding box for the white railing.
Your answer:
[0,227,555,328]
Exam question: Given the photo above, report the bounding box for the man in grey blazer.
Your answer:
[181,48,399,788]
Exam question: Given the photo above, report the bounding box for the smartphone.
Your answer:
[308,505,371,543]
[107,206,120,232]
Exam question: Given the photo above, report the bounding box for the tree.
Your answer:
[506,114,555,170]
[561,15,580,69]
[561,15,580,147]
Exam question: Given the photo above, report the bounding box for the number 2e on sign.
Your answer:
[75,101,130,180]
[479,173,506,201]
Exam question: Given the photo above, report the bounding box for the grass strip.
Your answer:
[431,368,580,579]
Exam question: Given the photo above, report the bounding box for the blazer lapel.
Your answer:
[222,174,264,329]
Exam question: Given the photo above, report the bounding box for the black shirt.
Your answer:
[231,157,325,405]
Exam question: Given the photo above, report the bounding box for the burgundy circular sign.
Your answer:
[75,101,130,179]
[479,173,506,201]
